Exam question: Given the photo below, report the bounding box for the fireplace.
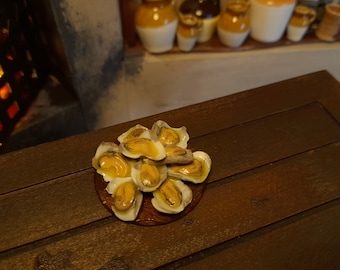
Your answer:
[0,0,86,153]
[0,0,48,146]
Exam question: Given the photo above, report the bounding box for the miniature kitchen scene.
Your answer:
[0,0,340,269]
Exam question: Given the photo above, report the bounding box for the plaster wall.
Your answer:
[49,0,124,129]
[96,43,340,129]
[51,0,340,131]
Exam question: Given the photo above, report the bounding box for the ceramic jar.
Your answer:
[135,0,178,53]
[316,3,340,42]
[179,0,220,43]
[287,5,316,41]
[250,0,296,42]
[176,14,202,51]
[217,0,250,47]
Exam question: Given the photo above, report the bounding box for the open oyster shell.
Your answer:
[117,124,150,143]
[167,151,212,184]
[106,177,143,221]
[92,142,133,182]
[143,145,194,165]
[151,177,193,214]
[119,137,166,161]
[151,120,190,148]
[131,160,167,192]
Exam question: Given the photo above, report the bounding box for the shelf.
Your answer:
[119,0,340,58]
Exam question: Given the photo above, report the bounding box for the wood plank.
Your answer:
[1,142,339,269]
[0,170,110,252]
[319,94,340,124]
[118,0,137,48]
[126,34,340,56]
[1,102,339,251]
[0,71,339,193]
[194,102,340,180]
[159,199,340,270]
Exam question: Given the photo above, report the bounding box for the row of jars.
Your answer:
[135,0,319,53]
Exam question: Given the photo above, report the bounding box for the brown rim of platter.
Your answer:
[94,171,207,226]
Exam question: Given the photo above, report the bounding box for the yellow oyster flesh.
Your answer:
[151,177,193,214]
[131,161,168,192]
[97,153,131,178]
[151,120,189,149]
[165,145,187,157]
[159,127,181,145]
[171,159,203,176]
[122,127,148,142]
[168,151,211,184]
[158,178,182,208]
[140,163,161,187]
[122,137,165,160]
[113,181,136,211]
[106,177,143,221]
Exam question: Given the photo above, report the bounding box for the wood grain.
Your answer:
[160,199,340,270]
[1,142,339,269]
[1,99,339,252]
[1,71,339,194]
[0,71,339,269]
[94,172,207,226]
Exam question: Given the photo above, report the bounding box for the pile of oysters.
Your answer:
[92,120,212,221]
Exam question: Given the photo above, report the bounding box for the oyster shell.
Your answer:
[167,151,212,184]
[151,120,189,148]
[117,124,150,143]
[131,160,167,192]
[144,145,194,165]
[151,177,192,214]
[106,177,143,221]
[119,136,166,161]
[92,142,132,181]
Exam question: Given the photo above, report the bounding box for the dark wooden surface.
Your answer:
[1,70,340,269]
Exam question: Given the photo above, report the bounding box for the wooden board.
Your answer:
[94,172,207,226]
[0,70,340,269]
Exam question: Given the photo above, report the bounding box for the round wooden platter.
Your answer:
[94,172,207,226]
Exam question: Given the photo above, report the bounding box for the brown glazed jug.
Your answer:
[176,14,203,51]
[217,0,250,47]
[179,0,220,42]
[135,0,178,53]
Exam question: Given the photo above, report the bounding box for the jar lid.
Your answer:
[179,14,202,27]
[294,5,311,15]
[180,0,220,19]
[227,0,249,13]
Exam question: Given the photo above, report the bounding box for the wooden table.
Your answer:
[1,70,340,269]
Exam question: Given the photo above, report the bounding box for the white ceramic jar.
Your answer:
[217,0,250,48]
[250,0,296,42]
[176,14,202,51]
[179,0,220,43]
[135,0,178,53]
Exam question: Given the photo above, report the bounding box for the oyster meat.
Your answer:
[92,142,132,182]
[152,120,189,148]
[92,120,212,222]
[151,177,193,214]
[117,124,150,143]
[106,177,143,221]
[167,151,212,184]
[131,160,167,192]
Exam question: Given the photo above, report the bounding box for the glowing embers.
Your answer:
[0,121,3,132]
[6,46,16,61]
[0,65,3,78]
[7,102,20,119]
[14,70,24,82]
[0,27,9,44]
[0,83,12,100]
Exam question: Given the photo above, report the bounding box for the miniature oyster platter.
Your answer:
[92,120,212,225]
